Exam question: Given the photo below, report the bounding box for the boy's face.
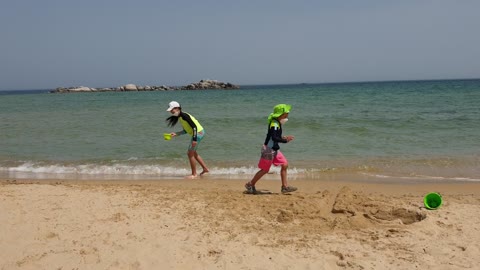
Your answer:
[278,113,289,120]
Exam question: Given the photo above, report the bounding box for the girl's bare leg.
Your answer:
[194,151,209,175]
[187,150,197,178]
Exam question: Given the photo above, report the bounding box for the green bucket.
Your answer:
[424,192,442,210]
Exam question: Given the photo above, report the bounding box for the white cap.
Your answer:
[166,101,180,111]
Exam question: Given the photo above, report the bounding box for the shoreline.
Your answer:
[3,171,480,186]
[2,153,479,184]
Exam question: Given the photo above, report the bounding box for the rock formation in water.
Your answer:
[50,80,239,93]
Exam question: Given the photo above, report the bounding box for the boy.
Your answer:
[245,104,297,194]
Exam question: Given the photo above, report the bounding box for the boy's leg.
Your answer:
[280,163,288,187]
[245,169,268,194]
[273,151,288,187]
[245,153,273,192]
[273,151,297,192]
[279,163,297,193]
[250,169,268,186]
[251,156,273,186]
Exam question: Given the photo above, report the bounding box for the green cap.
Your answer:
[267,104,292,122]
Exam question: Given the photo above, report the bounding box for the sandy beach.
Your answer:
[1,177,480,270]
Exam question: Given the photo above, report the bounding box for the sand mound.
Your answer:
[332,186,426,225]
[173,185,429,247]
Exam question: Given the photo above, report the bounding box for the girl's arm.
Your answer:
[175,130,187,136]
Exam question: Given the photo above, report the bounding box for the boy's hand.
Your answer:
[285,135,294,142]
[191,141,198,147]
[170,132,177,137]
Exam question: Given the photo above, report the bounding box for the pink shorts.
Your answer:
[258,150,288,172]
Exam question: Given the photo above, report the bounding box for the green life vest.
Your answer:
[179,112,203,135]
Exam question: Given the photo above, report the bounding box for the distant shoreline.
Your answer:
[1,77,479,92]
[49,79,240,93]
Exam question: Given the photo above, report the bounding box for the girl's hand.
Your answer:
[191,141,198,148]
[170,132,177,137]
[286,135,295,142]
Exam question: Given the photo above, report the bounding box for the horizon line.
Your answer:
[2,77,479,91]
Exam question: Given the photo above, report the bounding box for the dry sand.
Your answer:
[1,178,480,269]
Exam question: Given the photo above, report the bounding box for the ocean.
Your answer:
[1,79,480,181]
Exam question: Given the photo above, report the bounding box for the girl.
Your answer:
[166,101,209,178]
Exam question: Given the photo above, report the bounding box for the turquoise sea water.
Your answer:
[1,79,480,181]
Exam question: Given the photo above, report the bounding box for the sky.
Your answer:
[1,0,479,90]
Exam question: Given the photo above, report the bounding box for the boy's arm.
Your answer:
[270,127,288,143]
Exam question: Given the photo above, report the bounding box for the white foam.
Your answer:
[0,162,305,178]
[361,172,480,182]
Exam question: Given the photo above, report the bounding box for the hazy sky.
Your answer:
[1,0,479,90]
